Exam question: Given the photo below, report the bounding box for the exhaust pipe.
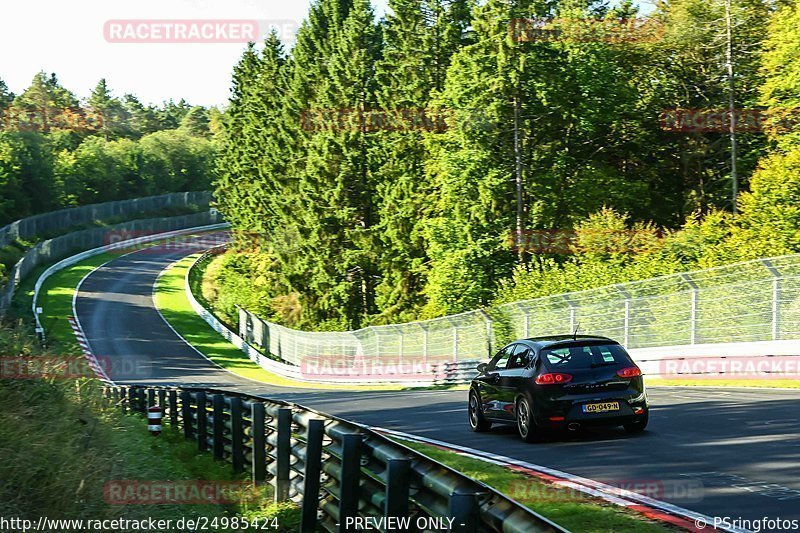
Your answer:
[567,422,581,431]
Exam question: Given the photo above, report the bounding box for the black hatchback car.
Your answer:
[468,335,648,442]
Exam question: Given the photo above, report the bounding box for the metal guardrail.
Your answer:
[105,384,566,533]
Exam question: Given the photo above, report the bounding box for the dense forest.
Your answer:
[0,73,218,225]
[218,0,796,330]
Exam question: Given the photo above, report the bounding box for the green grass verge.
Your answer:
[395,438,677,533]
[155,254,468,391]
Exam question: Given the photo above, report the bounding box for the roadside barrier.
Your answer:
[105,384,566,533]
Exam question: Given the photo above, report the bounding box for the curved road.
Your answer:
[75,238,800,526]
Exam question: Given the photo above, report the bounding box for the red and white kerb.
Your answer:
[147,405,163,436]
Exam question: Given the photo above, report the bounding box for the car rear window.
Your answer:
[541,344,631,370]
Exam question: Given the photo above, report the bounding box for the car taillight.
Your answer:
[535,373,573,385]
[617,366,642,378]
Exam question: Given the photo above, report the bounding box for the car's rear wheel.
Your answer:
[468,391,491,432]
[624,412,649,433]
[516,397,537,443]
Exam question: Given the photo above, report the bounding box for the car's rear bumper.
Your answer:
[535,394,649,428]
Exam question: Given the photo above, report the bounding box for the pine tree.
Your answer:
[88,79,128,139]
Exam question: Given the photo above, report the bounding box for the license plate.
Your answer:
[582,402,620,413]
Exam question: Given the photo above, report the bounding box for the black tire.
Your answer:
[516,397,538,443]
[624,412,649,433]
[468,390,491,432]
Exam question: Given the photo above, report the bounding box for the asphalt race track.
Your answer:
[74,238,800,526]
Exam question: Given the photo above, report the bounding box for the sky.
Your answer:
[0,0,653,109]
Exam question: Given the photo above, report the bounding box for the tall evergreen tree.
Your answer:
[87,79,127,139]
[370,0,474,321]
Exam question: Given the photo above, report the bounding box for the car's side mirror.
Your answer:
[476,363,488,374]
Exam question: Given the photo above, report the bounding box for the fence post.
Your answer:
[477,310,494,357]
[452,327,459,361]
[251,402,267,485]
[338,434,361,532]
[449,492,479,533]
[761,259,782,341]
[147,388,156,409]
[300,419,324,533]
[394,326,404,368]
[681,274,699,345]
[385,458,410,518]
[275,408,292,502]
[196,391,208,452]
[420,325,429,367]
[563,295,577,334]
[614,285,632,347]
[212,394,225,460]
[230,397,244,473]
[180,390,193,439]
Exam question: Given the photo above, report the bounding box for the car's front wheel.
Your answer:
[516,397,537,443]
[468,390,491,432]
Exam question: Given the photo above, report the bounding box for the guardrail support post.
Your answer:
[230,397,244,473]
[275,408,292,502]
[212,394,225,459]
[180,390,193,439]
[385,458,410,518]
[251,402,267,485]
[139,388,147,413]
[449,492,479,533]
[157,389,166,415]
[196,391,208,452]
[338,434,361,532]
[300,419,324,533]
[168,390,178,427]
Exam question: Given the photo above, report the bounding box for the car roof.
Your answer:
[513,335,618,350]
